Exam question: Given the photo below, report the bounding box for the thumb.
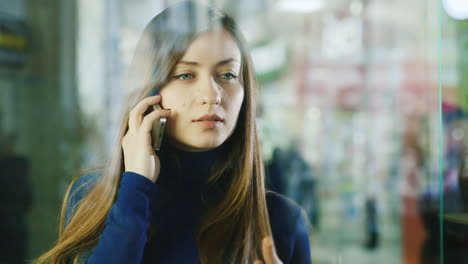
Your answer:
[262,236,281,263]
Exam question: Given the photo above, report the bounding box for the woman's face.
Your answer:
[159,28,244,152]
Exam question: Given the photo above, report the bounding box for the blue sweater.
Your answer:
[65,146,312,263]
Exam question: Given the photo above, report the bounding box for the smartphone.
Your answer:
[145,90,166,151]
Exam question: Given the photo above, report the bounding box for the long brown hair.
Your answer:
[34,1,272,263]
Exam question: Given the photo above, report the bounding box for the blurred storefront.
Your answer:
[1,0,467,263]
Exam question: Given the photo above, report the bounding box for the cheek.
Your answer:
[224,89,244,127]
[160,90,186,109]
[159,92,185,134]
[229,87,244,111]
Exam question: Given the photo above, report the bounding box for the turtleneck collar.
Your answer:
[158,142,227,189]
[173,145,223,174]
[151,143,229,230]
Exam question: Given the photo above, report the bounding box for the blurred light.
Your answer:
[322,17,362,59]
[276,0,323,13]
[307,107,321,120]
[443,0,468,20]
[251,40,286,74]
[452,127,464,141]
[350,0,363,15]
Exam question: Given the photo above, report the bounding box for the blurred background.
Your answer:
[1,0,467,263]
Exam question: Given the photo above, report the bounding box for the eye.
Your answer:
[174,73,194,80]
[219,72,237,80]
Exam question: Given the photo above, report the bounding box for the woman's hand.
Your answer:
[122,94,171,183]
[253,237,283,264]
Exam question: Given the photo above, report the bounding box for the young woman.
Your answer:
[35,1,312,263]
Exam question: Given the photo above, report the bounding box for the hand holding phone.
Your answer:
[122,93,171,182]
[144,90,167,151]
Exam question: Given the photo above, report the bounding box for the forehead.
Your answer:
[180,28,241,64]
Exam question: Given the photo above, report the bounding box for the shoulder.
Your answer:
[266,191,304,223]
[69,171,101,200]
[65,171,101,226]
[266,191,311,263]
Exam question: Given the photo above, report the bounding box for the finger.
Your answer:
[262,237,280,264]
[128,95,161,131]
[153,103,162,111]
[253,260,264,264]
[140,107,171,133]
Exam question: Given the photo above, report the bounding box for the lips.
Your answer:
[193,114,224,122]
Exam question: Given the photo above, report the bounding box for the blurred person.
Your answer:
[33,1,311,264]
[363,197,379,250]
[0,131,32,264]
[400,115,427,264]
[420,106,468,264]
[459,145,468,208]
[266,143,319,230]
[265,147,286,195]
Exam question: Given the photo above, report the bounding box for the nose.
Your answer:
[196,77,221,105]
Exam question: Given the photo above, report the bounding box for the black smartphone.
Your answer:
[145,90,166,150]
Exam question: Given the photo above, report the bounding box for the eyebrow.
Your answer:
[177,58,240,67]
